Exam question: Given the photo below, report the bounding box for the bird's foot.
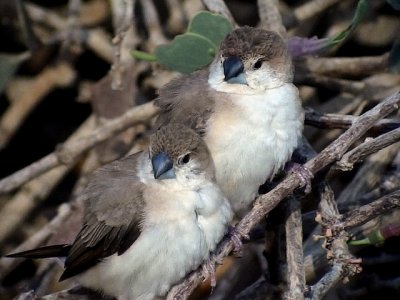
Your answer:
[228,226,249,257]
[202,257,217,290]
[286,162,313,193]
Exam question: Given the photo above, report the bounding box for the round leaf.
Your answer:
[155,34,215,73]
[188,11,233,47]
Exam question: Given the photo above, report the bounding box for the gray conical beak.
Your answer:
[223,56,244,82]
[151,152,176,180]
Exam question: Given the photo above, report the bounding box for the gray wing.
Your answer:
[155,69,215,136]
[60,154,146,280]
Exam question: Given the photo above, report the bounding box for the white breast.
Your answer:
[77,181,232,299]
[205,83,304,214]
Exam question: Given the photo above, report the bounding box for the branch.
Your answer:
[110,0,134,90]
[202,0,237,27]
[300,53,389,78]
[294,0,341,23]
[0,102,159,194]
[139,0,168,51]
[342,189,400,229]
[167,91,400,299]
[26,2,114,63]
[0,117,94,243]
[336,128,400,171]
[0,62,76,149]
[283,198,305,300]
[336,143,400,209]
[306,181,361,300]
[257,0,286,37]
[304,107,400,133]
[296,74,366,94]
[0,203,72,280]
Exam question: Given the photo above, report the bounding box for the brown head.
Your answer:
[149,124,215,182]
[208,26,293,92]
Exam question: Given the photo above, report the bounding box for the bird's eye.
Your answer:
[180,154,191,164]
[253,60,263,69]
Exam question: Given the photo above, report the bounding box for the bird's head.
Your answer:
[149,124,215,186]
[208,26,293,94]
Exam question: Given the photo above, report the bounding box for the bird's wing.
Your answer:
[60,154,146,280]
[154,69,215,136]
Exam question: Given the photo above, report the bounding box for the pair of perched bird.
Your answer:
[8,26,304,299]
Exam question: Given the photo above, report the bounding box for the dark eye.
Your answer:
[181,154,190,164]
[253,60,263,69]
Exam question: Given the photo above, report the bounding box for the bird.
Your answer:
[155,26,305,216]
[7,123,233,300]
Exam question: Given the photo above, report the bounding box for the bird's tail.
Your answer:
[5,244,71,259]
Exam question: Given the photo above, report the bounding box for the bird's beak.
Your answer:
[152,152,176,180]
[223,56,246,84]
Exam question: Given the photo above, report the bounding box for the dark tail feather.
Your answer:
[6,244,71,259]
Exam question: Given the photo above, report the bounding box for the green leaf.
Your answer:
[188,11,233,47]
[349,228,385,247]
[153,11,233,73]
[155,34,216,73]
[389,39,400,73]
[131,50,157,61]
[329,0,369,47]
[0,52,30,95]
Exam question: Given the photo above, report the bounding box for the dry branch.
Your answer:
[293,0,341,23]
[342,190,400,229]
[0,102,158,194]
[336,128,400,171]
[0,203,72,280]
[336,143,400,209]
[110,0,134,90]
[0,62,76,149]
[301,54,389,78]
[202,0,237,27]
[304,107,400,132]
[306,182,361,300]
[26,2,113,63]
[0,117,95,243]
[257,0,286,37]
[283,198,305,300]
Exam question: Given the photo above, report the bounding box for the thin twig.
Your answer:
[283,198,305,300]
[294,0,341,23]
[110,0,133,90]
[140,0,168,51]
[304,107,400,132]
[202,0,237,27]
[0,62,76,149]
[336,143,400,209]
[257,0,286,37]
[0,102,159,194]
[0,203,72,280]
[357,152,400,205]
[296,74,366,94]
[336,128,400,171]
[342,189,400,229]
[26,2,113,63]
[306,182,361,300]
[300,53,389,78]
[61,0,81,54]
[0,117,94,243]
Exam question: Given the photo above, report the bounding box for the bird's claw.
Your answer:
[228,226,249,257]
[202,257,217,291]
[286,162,313,193]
